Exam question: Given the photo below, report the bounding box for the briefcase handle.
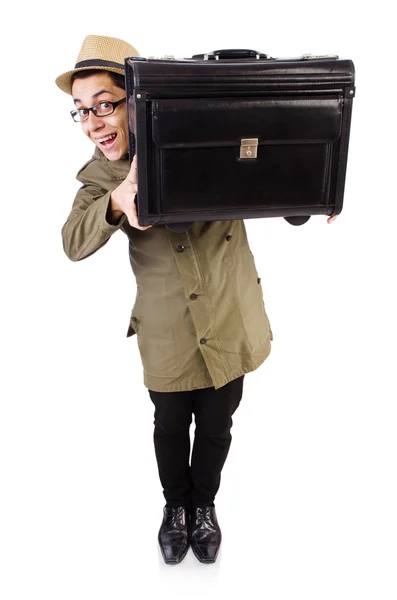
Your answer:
[191,48,268,60]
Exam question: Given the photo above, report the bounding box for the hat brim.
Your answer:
[55,65,125,95]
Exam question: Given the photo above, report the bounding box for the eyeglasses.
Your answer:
[70,97,126,122]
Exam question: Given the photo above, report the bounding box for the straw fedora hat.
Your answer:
[55,35,140,95]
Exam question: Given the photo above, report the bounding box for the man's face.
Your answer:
[72,72,128,161]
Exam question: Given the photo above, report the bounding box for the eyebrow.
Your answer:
[73,89,117,105]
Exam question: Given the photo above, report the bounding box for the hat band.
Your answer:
[75,59,124,70]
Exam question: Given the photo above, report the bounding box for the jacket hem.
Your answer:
[143,376,214,393]
[142,343,271,393]
[211,344,271,390]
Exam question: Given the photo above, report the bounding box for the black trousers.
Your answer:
[148,376,244,509]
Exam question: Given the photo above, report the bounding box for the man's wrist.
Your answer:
[106,192,124,225]
[110,189,122,213]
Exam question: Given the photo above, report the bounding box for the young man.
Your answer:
[57,35,336,566]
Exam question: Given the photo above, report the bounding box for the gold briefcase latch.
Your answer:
[240,138,258,159]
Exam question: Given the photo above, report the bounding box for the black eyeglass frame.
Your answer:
[70,97,126,122]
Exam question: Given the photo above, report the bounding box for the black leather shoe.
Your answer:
[189,506,222,563]
[158,506,189,564]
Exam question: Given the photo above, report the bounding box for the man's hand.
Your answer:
[327,215,338,224]
[110,154,152,231]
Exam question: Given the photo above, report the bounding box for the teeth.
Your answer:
[98,133,116,143]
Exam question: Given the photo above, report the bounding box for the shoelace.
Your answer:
[194,507,214,527]
[167,507,186,527]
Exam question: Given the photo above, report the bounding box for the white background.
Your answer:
[1,1,396,598]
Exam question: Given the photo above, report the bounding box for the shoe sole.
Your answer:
[190,547,219,563]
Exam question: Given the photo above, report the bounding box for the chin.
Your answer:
[104,151,119,161]
[100,146,123,161]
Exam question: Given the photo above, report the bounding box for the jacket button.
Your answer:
[200,337,207,344]
[176,245,185,252]
[257,278,261,284]
[226,235,232,241]
[190,293,198,300]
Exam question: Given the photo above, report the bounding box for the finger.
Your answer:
[327,215,337,224]
[125,181,138,199]
[126,207,139,228]
[131,154,138,185]
[126,154,137,182]
[126,197,152,230]
[126,212,152,230]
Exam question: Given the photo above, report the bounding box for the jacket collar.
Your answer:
[93,146,129,180]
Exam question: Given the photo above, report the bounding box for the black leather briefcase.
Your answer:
[125,49,355,229]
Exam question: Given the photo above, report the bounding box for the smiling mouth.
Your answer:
[97,133,117,147]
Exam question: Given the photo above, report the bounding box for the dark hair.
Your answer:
[71,69,125,90]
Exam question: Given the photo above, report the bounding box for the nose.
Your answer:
[86,110,104,132]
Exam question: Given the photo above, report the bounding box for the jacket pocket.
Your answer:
[127,283,180,378]
[127,314,137,337]
[225,250,273,352]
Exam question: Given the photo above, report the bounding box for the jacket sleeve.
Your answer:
[61,164,127,262]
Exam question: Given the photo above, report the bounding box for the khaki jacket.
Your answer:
[62,147,273,392]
